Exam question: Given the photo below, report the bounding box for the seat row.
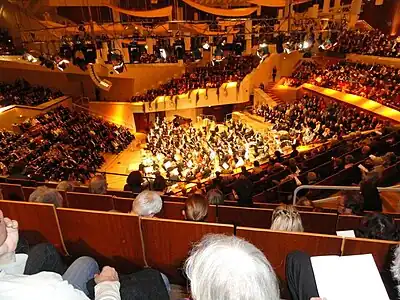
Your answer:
[3,185,400,235]
[0,199,397,295]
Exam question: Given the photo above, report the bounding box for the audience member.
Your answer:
[124,171,143,193]
[152,171,167,192]
[131,191,162,217]
[271,205,304,232]
[206,188,224,205]
[252,160,263,174]
[232,176,253,207]
[28,186,63,207]
[182,194,208,222]
[356,213,399,241]
[56,181,76,192]
[184,234,280,300]
[89,175,108,195]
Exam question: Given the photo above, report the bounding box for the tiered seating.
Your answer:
[0,199,398,294]
[131,55,258,102]
[0,79,63,107]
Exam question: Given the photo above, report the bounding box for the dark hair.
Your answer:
[254,161,260,167]
[233,178,253,207]
[153,174,166,192]
[356,213,399,241]
[9,163,25,175]
[126,171,142,187]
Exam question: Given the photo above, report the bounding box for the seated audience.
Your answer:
[337,190,363,215]
[182,194,208,222]
[28,186,63,207]
[257,94,385,145]
[131,191,162,217]
[89,175,107,195]
[131,55,258,103]
[184,234,280,300]
[0,106,134,182]
[271,205,304,232]
[331,29,400,58]
[124,171,143,193]
[252,160,263,174]
[361,176,382,212]
[286,60,400,110]
[0,79,63,107]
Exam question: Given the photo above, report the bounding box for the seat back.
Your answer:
[236,227,343,285]
[73,186,89,193]
[342,237,398,271]
[140,217,234,283]
[107,189,137,199]
[66,192,114,211]
[22,186,37,202]
[0,183,25,201]
[57,208,145,273]
[300,211,338,235]
[113,197,134,213]
[0,200,66,254]
[336,214,363,231]
[6,178,37,187]
[218,206,273,229]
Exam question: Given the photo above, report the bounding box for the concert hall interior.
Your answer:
[0,0,400,299]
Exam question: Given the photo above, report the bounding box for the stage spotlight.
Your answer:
[22,53,37,63]
[113,61,125,74]
[56,59,69,71]
[303,40,311,49]
[159,48,167,60]
[174,39,184,60]
[202,42,210,50]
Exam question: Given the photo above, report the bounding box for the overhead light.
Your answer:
[23,53,37,63]
[159,48,167,60]
[113,61,125,74]
[202,42,210,50]
[259,42,267,48]
[303,41,311,49]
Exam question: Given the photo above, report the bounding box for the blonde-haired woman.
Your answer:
[271,205,304,232]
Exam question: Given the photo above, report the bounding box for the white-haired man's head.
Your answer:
[29,186,63,207]
[391,245,400,297]
[185,234,280,300]
[131,190,162,217]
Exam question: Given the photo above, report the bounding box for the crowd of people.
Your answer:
[0,79,63,107]
[286,60,400,110]
[256,94,386,144]
[330,29,400,58]
[0,106,134,182]
[130,55,258,103]
[138,53,178,64]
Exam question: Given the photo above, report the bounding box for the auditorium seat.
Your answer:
[66,192,114,211]
[107,189,137,198]
[113,197,134,213]
[300,211,338,235]
[6,177,37,187]
[236,227,343,292]
[140,217,234,283]
[218,206,273,229]
[342,237,398,272]
[57,208,145,273]
[0,200,67,254]
[22,186,36,201]
[0,183,25,201]
[336,214,363,231]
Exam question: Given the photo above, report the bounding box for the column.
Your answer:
[245,20,252,55]
[146,37,154,54]
[101,42,109,62]
[349,0,362,28]
[323,0,330,13]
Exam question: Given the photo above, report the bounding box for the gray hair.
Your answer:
[131,190,162,217]
[29,186,63,207]
[56,181,75,192]
[185,234,280,300]
[271,205,304,232]
[89,175,107,195]
[206,189,224,205]
[391,245,400,297]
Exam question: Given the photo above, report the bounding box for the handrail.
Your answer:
[293,185,400,205]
